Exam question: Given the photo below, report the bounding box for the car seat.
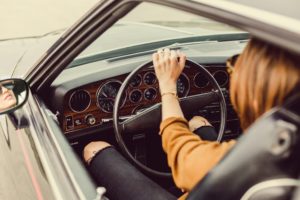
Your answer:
[187,94,300,200]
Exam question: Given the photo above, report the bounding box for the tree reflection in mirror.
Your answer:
[0,79,28,114]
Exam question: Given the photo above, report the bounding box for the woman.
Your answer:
[0,81,17,112]
[83,38,300,199]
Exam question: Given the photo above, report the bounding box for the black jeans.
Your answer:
[89,147,176,200]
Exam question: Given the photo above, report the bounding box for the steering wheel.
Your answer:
[113,59,227,178]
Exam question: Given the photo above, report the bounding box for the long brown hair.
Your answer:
[230,38,300,130]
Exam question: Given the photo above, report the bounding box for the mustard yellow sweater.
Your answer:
[160,117,236,199]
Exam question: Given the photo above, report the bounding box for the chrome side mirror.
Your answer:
[0,78,29,115]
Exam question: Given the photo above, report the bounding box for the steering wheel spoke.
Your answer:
[121,91,220,134]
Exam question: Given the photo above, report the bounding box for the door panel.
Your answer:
[0,107,55,200]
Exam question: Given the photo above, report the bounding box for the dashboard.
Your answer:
[47,39,247,141]
[60,63,240,140]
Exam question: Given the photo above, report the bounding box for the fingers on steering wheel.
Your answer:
[158,49,165,64]
[178,51,186,70]
[163,48,171,60]
[153,49,186,73]
[170,50,177,66]
[153,52,159,69]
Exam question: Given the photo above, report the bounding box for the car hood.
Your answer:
[0,32,62,78]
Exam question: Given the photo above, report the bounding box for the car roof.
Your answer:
[231,0,300,21]
[191,0,300,54]
[192,0,300,32]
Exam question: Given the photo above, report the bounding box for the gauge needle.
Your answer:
[102,92,108,98]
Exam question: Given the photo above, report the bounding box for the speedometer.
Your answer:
[96,80,126,113]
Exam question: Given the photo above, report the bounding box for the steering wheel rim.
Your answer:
[113,59,227,178]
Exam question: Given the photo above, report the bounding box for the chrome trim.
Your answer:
[178,72,190,97]
[68,89,91,113]
[84,114,96,126]
[64,122,102,134]
[144,87,157,101]
[31,95,87,199]
[96,79,127,113]
[193,72,209,88]
[95,187,106,200]
[213,70,229,87]
[241,178,300,200]
[143,71,157,86]
[129,89,143,103]
[129,74,142,88]
[102,115,133,123]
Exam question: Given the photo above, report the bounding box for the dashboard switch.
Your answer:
[66,116,73,129]
[74,119,82,126]
[85,114,96,126]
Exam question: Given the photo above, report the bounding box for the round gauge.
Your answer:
[194,72,209,88]
[69,90,91,113]
[144,88,157,101]
[129,89,142,103]
[177,73,190,97]
[129,74,142,87]
[213,70,229,87]
[97,80,126,113]
[143,72,157,85]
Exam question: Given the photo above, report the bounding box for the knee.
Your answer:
[83,141,111,164]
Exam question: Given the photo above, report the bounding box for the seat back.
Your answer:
[187,95,300,200]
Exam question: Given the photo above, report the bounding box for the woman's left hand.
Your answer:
[153,48,186,94]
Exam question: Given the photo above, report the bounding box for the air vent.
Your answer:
[69,90,91,112]
[213,71,229,87]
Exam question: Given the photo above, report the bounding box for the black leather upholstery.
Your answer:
[187,95,300,200]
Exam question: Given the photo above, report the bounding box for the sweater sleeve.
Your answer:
[160,117,236,191]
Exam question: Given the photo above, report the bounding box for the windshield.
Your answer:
[73,2,244,65]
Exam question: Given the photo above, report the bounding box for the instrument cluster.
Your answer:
[63,64,230,134]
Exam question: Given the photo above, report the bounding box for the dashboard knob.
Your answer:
[85,114,96,126]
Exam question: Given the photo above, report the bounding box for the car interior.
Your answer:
[35,2,300,199]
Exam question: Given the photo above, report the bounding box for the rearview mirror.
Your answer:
[0,79,29,115]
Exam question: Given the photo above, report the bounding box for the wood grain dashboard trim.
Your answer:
[62,64,228,134]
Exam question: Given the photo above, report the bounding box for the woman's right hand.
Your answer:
[188,116,212,132]
[152,48,186,94]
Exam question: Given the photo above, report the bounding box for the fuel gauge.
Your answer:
[143,72,157,85]
[129,89,142,103]
[144,88,157,101]
[129,74,142,87]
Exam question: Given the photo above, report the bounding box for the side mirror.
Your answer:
[0,78,29,115]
